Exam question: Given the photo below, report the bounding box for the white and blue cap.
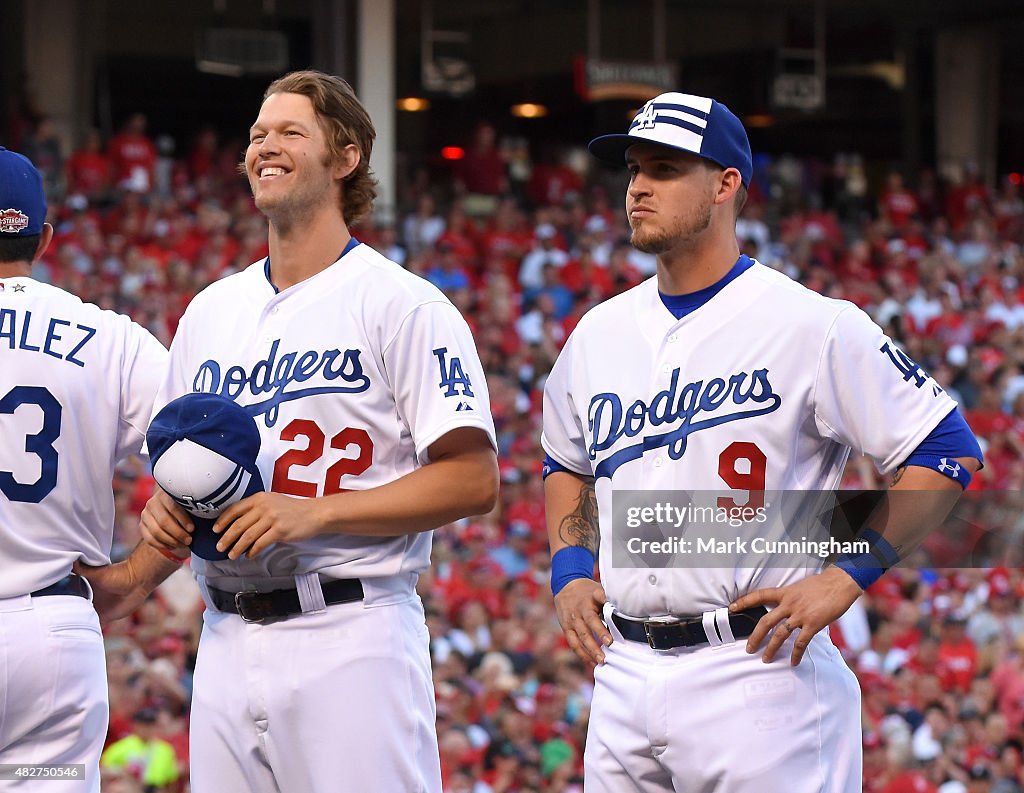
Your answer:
[0,147,47,236]
[147,393,265,561]
[588,92,753,187]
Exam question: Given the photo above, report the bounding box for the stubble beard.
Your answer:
[630,202,713,254]
[254,174,335,233]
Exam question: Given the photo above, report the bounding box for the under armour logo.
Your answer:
[634,101,659,131]
[938,458,961,478]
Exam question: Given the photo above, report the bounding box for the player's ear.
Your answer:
[714,168,743,207]
[334,144,360,181]
[34,223,54,261]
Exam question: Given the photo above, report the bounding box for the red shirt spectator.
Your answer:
[880,770,938,793]
[560,251,614,299]
[107,113,158,192]
[937,626,977,694]
[456,122,507,196]
[527,159,583,207]
[66,129,113,198]
[879,172,920,229]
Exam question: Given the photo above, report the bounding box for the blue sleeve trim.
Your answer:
[902,409,983,489]
[542,454,573,479]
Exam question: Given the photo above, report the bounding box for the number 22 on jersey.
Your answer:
[272,418,373,497]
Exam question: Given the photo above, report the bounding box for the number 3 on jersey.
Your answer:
[0,386,62,503]
[272,418,373,497]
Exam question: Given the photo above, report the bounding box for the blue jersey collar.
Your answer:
[659,255,754,319]
[263,236,361,294]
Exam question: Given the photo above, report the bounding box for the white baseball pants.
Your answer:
[584,606,862,793]
[0,593,107,793]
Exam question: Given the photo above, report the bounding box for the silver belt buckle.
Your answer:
[643,617,681,650]
[234,590,271,623]
[643,620,658,649]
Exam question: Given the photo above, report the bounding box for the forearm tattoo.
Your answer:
[558,481,600,555]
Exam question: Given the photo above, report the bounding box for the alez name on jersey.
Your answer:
[0,308,97,367]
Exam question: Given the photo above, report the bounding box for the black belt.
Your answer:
[612,606,767,650]
[31,573,91,599]
[208,578,364,623]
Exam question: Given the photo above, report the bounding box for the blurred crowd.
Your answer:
[14,111,1024,792]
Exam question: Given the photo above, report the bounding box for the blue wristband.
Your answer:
[835,528,900,590]
[551,546,596,596]
[835,558,885,590]
[859,528,901,567]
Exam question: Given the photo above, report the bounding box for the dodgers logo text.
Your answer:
[193,339,370,427]
[588,367,782,478]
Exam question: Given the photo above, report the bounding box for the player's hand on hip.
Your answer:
[213,492,320,559]
[730,566,863,666]
[554,579,611,666]
[73,559,141,621]
[140,488,194,551]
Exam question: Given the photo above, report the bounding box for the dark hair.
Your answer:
[264,70,378,227]
[734,184,749,219]
[0,234,40,264]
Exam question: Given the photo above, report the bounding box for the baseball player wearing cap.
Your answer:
[0,148,169,791]
[126,71,498,793]
[541,93,982,792]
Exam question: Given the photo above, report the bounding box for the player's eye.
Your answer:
[250,134,265,145]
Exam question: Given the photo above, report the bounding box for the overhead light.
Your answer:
[511,103,548,119]
[744,114,775,128]
[196,60,244,77]
[441,146,465,160]
[396,97,431,112]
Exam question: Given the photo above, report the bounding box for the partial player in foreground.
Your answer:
[86,70,498,793]
[541,93,982,792]
[0,148,170,791]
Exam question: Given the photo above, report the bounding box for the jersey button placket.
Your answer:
[263,300,280,343]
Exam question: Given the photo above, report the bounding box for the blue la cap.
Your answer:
[147,392,265,561]
[588,92,753,187]
[0,147,47,236]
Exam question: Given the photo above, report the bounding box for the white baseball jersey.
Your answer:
[156,242,496,584]
[542,260,955,618]
[0,276,168,597]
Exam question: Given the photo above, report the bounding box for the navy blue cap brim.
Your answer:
[588,133,647,165]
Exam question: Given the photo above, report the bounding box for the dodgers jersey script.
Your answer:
[156,242,495,582]
[0,277,167,597]
[542,258,956,617]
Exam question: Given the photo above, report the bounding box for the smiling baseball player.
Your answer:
[120,71,498,793]
[0,148,168,792]
[542,93,982,792]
